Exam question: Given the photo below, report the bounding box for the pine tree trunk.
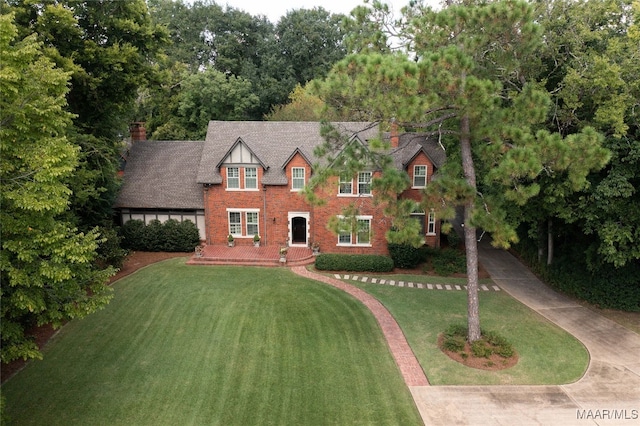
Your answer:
[460,113,481,343]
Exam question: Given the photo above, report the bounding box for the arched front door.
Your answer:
[288,212,309,246]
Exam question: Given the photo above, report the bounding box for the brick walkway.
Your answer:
[291,266,430,387]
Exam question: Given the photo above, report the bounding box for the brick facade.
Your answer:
[204,151,440,255]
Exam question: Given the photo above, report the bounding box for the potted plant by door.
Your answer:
[227,234,235,247]
[253,234,261,247]
[311,242,320,255]
[279,246,288,263]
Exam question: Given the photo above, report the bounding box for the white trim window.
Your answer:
[338,172,372,196]
[337,216,372,246]
[410,211,426,235]
[227,167,240,189]
[245,167,257,189]
[358,172,372,195]
[227,208,260,237]
[413,165,427,188]
[228,211,242,235]
[338,173,353,195]
[292,167,305,190]
[246,211,259,235]
[427,210,436,235]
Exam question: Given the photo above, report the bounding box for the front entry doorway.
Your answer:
[288,212,309,246]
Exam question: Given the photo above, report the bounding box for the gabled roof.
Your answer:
[390,132,447,170]
[196,121,380,185]
[216,137,267,169]
[115,141,205,209]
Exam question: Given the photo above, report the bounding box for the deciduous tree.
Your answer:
[0,13,113,363]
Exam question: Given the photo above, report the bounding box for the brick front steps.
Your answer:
[186,245,315,267]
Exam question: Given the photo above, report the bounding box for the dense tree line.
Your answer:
[138,0,348,139]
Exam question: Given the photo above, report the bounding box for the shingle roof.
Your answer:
[389,132,447,170]
[115,141,204,209]
[196,121,380,185]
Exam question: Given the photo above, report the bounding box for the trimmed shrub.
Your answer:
[387,243,424,269]
[119,219,200,252]
[315,254,394,272]
[120,219,146,251]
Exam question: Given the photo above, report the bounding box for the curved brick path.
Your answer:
[291,266,429,387]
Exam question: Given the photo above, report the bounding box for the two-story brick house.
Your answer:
[115,121,445,256]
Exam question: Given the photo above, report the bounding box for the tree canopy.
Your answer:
[0,13,113,363]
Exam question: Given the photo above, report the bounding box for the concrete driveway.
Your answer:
[410,240,640,425]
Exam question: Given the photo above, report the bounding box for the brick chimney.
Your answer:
[129,122,146,142]
[390,118,399,148]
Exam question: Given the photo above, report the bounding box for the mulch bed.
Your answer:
[1,252,191,383]
[437,334,519,371]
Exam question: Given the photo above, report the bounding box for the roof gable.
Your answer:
[217,138,266,168]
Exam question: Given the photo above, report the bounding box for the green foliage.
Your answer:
[516,238,640,311]
[315,254,394,272]
[120,219,200,253]
[4,0,169,228]
[426,248,467,276]
[441,325,515,359]
[446,231,462,248]
[151,67,260,140]
[387,243,424,269]
[0,13,113,363]
[95,227,129,270]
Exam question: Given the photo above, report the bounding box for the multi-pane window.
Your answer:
[339,174,353,194]
[227,167,240,189]
[358,172,372,195]
[427,210,436,235]
[228,209,259,237]
[292,167,305,190]
[339,172,372,196]
[410,212,426,235]
[245,167,257,189]
[246,212,259,236]
[356,219,371,244]
[413,165,427,188]
[336,216,372,246]
[338,231,352,244]
[229,211,242,235]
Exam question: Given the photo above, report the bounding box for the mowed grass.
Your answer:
[354,277,589,385]
[3,259,422,426]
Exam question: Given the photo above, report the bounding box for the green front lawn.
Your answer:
[2,260,421,426]
[355,276,589,385]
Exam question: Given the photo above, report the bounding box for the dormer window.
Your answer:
[339,173,353,195]
[292,167,305,190]
[225,166,258,190]
[245,167,257,189]
[227,167,240,189]
[358,172,372,195]
[413,165,427,188]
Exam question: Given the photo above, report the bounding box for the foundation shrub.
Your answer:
[315,254,394,272]
[120,219,200,252]
[387,243,425,269]
[429,248,466,275]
